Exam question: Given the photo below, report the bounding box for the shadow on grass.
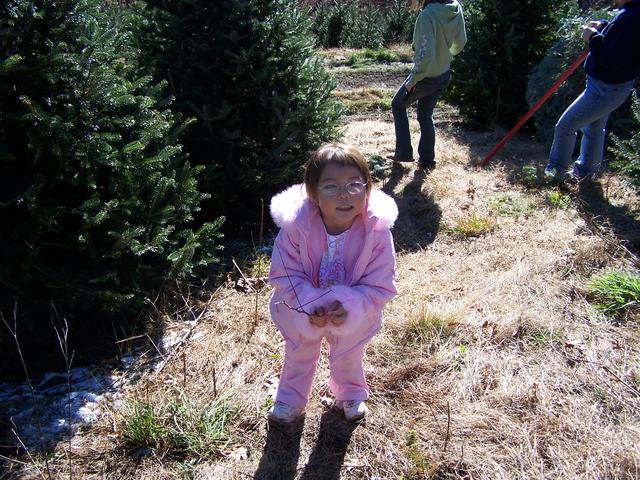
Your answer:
[254,418,304,480]
[576,181,640,256]
[443,120,552,188]
[382,163,442,251]
[299,409,359,480]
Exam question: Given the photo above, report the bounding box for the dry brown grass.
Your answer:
[9,62,640,480]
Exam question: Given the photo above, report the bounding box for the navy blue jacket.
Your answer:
[585,0,640,84]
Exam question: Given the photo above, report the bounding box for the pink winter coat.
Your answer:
[269,184,398,346]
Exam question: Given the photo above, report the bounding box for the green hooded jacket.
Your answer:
[407,0,467,87]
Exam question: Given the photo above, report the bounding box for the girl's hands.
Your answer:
[326,300,347,326]
[308,301,348,327]
[309,306,327,327]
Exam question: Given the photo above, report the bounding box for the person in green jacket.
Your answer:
[390,0,466,170]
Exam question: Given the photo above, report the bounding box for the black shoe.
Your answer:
[566,172,596,191]
[387,154,414,163]
[418,160,436,171]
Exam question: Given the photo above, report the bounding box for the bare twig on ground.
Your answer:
[52,305,75,480]
[10,423,47,480]
[561,351,640,399]
[443,401,451,454]
[233,259,256,294]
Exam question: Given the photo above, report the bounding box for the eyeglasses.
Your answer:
[318,180,367,197]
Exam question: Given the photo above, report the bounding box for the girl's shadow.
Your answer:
[253,418,304,480]
[253,409,359,480]
[299,409,359,480]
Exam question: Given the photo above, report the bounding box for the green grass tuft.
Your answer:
[345,47,399,67]
[489,193,531,217]
[546,190,571,209]
[405,429,430,476]
[122,393,239,456]
[450,212,496,237]
[123,400,167,448]
[588,271,640,318]
[403,306,457,350]
[521,165,541,187]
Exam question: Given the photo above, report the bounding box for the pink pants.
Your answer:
[275,333,370,408]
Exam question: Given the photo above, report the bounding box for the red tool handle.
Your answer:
[479,49,589,168]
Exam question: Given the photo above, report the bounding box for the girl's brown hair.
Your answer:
[304,143,372,199]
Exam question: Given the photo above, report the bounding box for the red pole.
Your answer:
[479,49,589,168]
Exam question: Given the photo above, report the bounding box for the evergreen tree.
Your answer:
[0,0,222,356]
[342,5,386,48]
[447,0,568,128]
[138,0,342,224]
[310,1,356,47]
[384,0,416,45]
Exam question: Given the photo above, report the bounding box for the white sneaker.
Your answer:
[335,399,368,421]
[267,401,304,424]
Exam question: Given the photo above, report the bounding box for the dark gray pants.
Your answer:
[391,70,450,165]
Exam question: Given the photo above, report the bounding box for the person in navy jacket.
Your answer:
[545,0,640,182]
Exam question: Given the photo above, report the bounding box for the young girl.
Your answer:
[267,142,398,423]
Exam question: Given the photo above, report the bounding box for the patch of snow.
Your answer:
[1,320,205,452]
[120,354,135,368]
[0,367,109,451]
[192,331,205,341]
[161,331,181,350]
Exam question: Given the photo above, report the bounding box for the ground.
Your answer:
[4,47,640,480]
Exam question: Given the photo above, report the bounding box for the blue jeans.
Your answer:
[392,71,451,165]
[547,75,634,178]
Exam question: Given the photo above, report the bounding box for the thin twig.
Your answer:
[572,193,640,268]
[443,401,451,454]
[182,351,187,389]
[145,334,164,358]
[232,258,256,294]
[1,305,52,479]
[561,351,640,398]
[10,424,47,480]
[273,239,336,315]
[0,452,31,466]
[114,334,148,344]
[52,306,74,480]
[274,293,333,315]
[255,198,265,328]
[600,364,640,398]
[274,246,307,313]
